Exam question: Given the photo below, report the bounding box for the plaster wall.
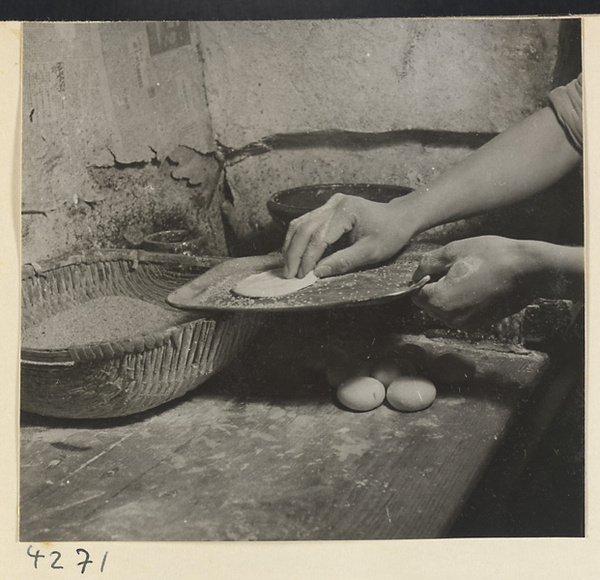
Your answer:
[200,19,561,148]
[21,19,578,263]
[21,22,221,263]
[208,19,578,255]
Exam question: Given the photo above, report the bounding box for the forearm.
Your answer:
[391,107,581,237]
[519,240,584,301]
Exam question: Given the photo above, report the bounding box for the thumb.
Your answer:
[411,279,440,310]
[314,239,377,277]
[412,246,455,282]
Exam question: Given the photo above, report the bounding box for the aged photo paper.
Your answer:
[2,16,600,578]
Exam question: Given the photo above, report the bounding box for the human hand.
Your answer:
[411,236,540,329]
[282,193,417,279]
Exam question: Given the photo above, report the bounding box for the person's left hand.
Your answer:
[411,236,539,329]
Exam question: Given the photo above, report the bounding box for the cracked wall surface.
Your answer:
[22,22,220,262]
[21,19,581,263]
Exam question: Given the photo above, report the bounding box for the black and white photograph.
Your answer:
[17,17,585,549]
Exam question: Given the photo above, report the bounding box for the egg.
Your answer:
[429,352,476,384]
[370,357,416,387]
[337,376,386,412]
[386,377,436,412]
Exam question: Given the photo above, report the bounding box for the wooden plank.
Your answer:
[20,331,549,541]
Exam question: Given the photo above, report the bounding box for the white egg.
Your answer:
[370,358,415,387]
[386,377,436,412]
[337,376,386,412]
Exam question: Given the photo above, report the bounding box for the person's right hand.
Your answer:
[282,193,416,279]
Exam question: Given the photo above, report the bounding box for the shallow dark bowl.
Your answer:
[142,229,200,255]
[267,183,413,230]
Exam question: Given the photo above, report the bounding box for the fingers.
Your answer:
[412,258,490,329]
[283,193,354,278]
[411,281,469,329]
[412,245,455,283]
[314,239,377,278]
[283,216,320,278]
[298,218,357,278]
[411,280,439,311]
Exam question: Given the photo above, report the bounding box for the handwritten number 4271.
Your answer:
[27,545,108,573]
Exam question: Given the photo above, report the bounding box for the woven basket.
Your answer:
[21,250,261,419]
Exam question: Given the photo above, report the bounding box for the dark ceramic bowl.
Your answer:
[267,183,413,230]
[141,229,201,256]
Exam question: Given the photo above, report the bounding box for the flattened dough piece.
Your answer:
[233,268,318,298]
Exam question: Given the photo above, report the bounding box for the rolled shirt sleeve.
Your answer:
[548,73,583,155]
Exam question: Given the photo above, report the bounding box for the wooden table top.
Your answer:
[20,319,549,542]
